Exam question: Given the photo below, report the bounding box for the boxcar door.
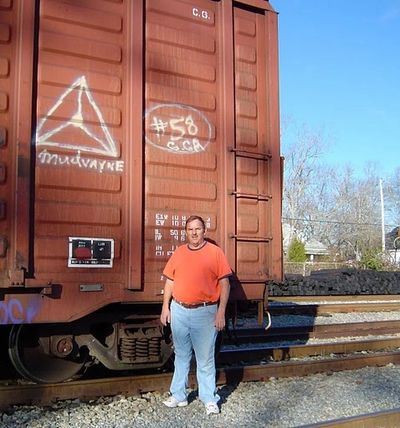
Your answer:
[142,0,236,300]
[232,3,282,301]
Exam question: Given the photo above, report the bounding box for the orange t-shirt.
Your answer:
[163,241,232,304]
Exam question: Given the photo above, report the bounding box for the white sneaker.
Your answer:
[205,402,220,415]
[163,395,188,408]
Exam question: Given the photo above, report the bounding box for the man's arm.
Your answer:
[215,277,230,330]
[160,278,174,326]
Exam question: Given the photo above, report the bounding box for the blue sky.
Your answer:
[271,0,400,177]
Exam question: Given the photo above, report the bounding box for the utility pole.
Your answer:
[379,178,385,252]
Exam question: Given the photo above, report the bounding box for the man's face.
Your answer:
[185,219,206,248]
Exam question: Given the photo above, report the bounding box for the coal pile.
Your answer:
[269,269,400,296]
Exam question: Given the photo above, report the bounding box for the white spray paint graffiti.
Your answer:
[37,149,124,174]
[36,75,124,173]
[37,75,118,156]
[145,104,212,154]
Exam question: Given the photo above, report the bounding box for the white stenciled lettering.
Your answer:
[156,213,168,226]
[155,245,165,257]
[192,7,210,21]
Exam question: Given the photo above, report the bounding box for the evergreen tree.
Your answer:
[287,237,307,262]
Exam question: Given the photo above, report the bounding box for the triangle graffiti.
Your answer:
[36,76,118,157]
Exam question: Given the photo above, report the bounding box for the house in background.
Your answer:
[386,227,400,265]
[282,223,330,262]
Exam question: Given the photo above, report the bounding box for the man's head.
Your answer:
[185,215,206,249]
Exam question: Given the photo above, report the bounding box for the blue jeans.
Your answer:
[170,299,219,403]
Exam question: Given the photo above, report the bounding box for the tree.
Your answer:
[329,162,382,261]
[281,118,385,263]
[287,237,307,262]
[281,119,328,238]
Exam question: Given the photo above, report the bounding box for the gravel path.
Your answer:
[1,364,400,428]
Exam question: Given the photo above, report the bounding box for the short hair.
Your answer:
[185,215,206,231]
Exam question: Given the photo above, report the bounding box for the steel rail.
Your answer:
[219,336,400,363]
[299,407,400,427]
[217,350,400,382]
[270,295,400,303]
[268,301,400,315]
[225,319,400,342]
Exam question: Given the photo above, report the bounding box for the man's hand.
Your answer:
[160,278,174,326]
[214,309,225,331]
[214,276,230,331]
[160,307,171,326]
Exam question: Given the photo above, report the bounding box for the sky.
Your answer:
[271,0,400,177]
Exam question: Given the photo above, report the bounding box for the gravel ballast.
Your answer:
[1,364,400,428]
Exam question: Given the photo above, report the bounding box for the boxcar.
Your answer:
[0,0,282,383]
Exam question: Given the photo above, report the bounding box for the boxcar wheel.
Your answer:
[8,324,89,384]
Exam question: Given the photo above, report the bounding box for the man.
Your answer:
[160,215,231,415]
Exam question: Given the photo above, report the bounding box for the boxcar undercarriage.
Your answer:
[5,304,173,384]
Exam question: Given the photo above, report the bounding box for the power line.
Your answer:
[282,217,397,228]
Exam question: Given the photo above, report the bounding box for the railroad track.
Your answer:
[301,407,400,427]
[220,336,400,364]
[1,297,400,416]
[268,295,400,314]
[1,349,400,411]
[221,318,400,364]
[225,319,400,343]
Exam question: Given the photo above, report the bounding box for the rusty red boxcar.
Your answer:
[0,0,282,382]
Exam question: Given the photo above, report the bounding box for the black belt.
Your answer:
[173,299,218,309]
